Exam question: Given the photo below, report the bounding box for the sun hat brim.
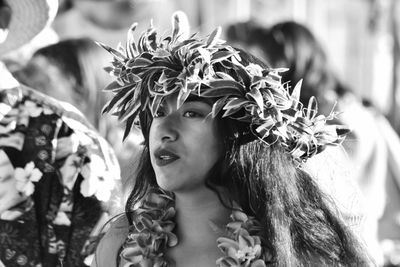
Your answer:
[0,0,58,55]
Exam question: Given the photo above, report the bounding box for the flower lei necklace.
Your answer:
[119,188,271,267]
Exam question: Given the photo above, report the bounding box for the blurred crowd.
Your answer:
[1,0,400,266]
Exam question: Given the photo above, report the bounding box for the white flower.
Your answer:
[55,134,80,160]
[22,100,43,117]
[0,103,13,121]
[53,211,71,226]
[62,117,94,146]
[80,154,115,202]
[0,210,24,220]
[245,63,264,77]
[59,153,81,189]
[14,162,43,196]
[83,254,94,266]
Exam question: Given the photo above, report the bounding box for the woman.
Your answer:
[92,13,372,266]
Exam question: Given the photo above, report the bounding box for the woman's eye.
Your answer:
[153,110,166,118]
[183,111,202,118]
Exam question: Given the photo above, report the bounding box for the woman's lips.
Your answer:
[153,148,180,166]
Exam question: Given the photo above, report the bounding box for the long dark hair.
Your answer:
[125,50,371,266]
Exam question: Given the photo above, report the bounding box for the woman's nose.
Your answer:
[157,113,179,142]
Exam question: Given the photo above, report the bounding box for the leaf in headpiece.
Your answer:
[103,81,134,93]
[171,38,198,54]
[171,12,181,43]
[103,81,123,91]
[290,79,302,102]
[232,113,253,122]
[120,93,138,117]
[171,11,190,44]
[335,125,351,136]
[211,96,228,118]
[246,88,264,115]
[315,128,341,145]
[223,98,249,111]
[206,27,222,48]
[233,63,251,89]
[274,68,290,73]
[146,60,180,71]
[119,101,141,123]
[127,73,142,83]
[281,107,299,122]
[102,99,112,114]
[289,140,310,160]
[153,49,171,58]
[207,80,245,94]
[305,96,318,120]
[147,28,158,51]
[131,57,153,68]
[104,85,135,114]
[267,71,282,82]
[264,75,283,89]
[222,98,251,118]
[176,88,192,109]
[255,118,275,135]
[126,22,139,58]
[157,71,169,85]
[123,116,136,141]
[215,72,234,81]
[211,50,235,64]
[197,47,211,65]
[138,31,151,53]
[253,121,277,144]
[96,41,126,62]
[290,119,313,136]
[200,87,242,98]
[222,105,243,118]
[103,66,114,75]
[245,105,258,117]
[274,122,289,139]
[150,95,164,117]
[116,42,125,55]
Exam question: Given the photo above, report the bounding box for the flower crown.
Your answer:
[98,12,350,164]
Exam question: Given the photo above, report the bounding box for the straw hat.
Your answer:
[0,0,58,55]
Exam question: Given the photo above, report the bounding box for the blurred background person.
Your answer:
[12,37,144,188]
[12,38,109,129]
[226,20,400,266]
[53,0,179,49]
[0,0,58,90]
[1,0,122,266]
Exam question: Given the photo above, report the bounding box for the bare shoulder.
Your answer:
[91,214,129,267]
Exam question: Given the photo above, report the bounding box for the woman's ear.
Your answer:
[0,1,12,43]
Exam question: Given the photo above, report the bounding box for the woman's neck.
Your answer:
[173,188,231,246]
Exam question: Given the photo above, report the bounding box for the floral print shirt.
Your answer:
[0,85,120,267]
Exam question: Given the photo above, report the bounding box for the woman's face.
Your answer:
[149,95,223,194]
